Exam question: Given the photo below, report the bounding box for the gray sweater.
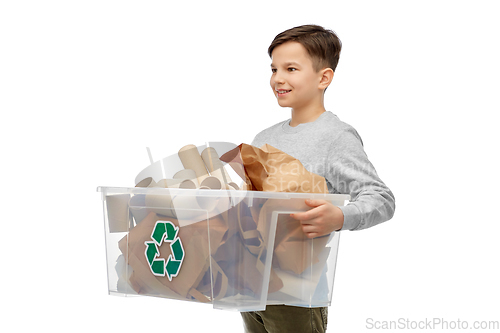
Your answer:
[251,111,395,231]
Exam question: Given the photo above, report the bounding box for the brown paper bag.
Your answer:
[220,143,328,193]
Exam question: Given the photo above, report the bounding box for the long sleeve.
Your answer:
[326,128,396,231]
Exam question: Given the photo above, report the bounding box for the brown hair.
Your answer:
[268,25,342,72]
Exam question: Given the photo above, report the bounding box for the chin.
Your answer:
[277,100,291,108]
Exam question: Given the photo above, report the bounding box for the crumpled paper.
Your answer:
[220,143,328,193]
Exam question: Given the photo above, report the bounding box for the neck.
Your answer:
[289,106,326,127]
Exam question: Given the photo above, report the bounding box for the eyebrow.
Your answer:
[270,61,301,67]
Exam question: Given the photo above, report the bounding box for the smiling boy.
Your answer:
[271,41,331,127]
[241,25,396,332]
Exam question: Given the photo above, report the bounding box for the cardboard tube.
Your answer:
[172,190,230,226]
[165,178,197,189]
[129,195,149,225]
[201,147,227,184]
[144,191,176,218]
[201,147,239,190]
[178,145,210,185]
[172,195,218,214]
[179,180,197,189]
[106,194,131,232]
[172,194,208,226]
[200,176,222,190]
[155,179,169,188]
[153,178,197,190]
[173,169,199,188]
[135,177,156,188]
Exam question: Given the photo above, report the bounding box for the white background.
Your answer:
[1,1,499,332]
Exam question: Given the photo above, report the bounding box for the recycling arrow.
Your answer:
[151,221,178,245]
[144,220,185,281]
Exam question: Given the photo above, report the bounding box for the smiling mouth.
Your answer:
[276,89,291,96]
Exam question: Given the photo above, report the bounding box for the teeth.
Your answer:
[277,90,290,93]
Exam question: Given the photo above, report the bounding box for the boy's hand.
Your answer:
[291,199,344,239]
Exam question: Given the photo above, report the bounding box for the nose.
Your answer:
[272,71,285,85]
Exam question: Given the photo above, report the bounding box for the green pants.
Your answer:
[241,305,328,333]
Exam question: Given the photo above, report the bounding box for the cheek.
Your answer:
[270,77,276,93]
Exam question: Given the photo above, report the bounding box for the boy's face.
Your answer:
[270,41,325,110]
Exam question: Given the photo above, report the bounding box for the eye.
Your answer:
[288,67,297,72]
[271,68,277,73]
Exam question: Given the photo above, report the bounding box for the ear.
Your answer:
[318,68,334,90]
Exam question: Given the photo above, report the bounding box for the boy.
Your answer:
[241,25,396,332]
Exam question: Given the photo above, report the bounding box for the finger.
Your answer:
[302,228,320,239]
[302,218,326,229]
[292,204,324,221]
[291,209,318,221]
[291,211,306,220]
[301,224,318,234]
[305,199,327,208]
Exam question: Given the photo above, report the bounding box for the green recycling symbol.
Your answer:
[144,221,185,281]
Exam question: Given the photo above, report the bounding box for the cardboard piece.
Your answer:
[213,232,283,295]
[119,211,230,301]
[257,199,331,275]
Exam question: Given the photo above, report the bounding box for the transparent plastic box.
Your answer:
[98,186,349,311]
